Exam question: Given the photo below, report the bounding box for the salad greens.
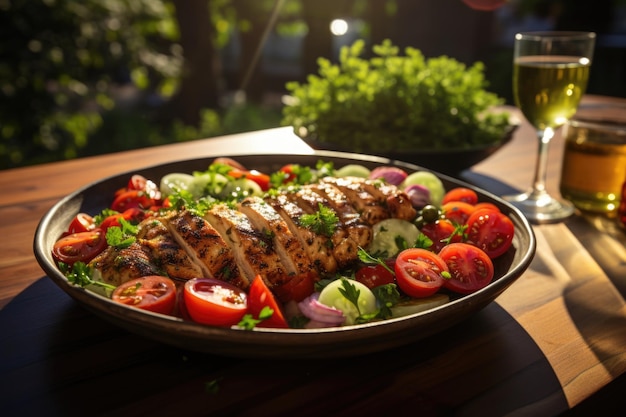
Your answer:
[282,39,511,153]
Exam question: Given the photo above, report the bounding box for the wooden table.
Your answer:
[1,96,625,416]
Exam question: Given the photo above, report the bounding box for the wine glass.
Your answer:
[503,31,595,223]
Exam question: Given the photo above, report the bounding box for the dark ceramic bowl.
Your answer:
[34,152,535,359]
[303,125,518,177]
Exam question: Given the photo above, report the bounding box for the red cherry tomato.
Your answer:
[227,168,271,191]
[394,248,448,298]
[99,207,146,232]
[355,264,396,289]
[474,202,500,213]
[439,243,494,294]
[466,208,515,258]
[112,276,177,315]
[247,275,289,328]
[68,213,96,234]
[462,0,507,11]
[420,219,462,252]
[442,187,479,205]
[272,271,317,303]
[111,190,155,212]
[183,278,248,326]
[442,201,476,225]
[127,174,161,199]
[52,229,107,265]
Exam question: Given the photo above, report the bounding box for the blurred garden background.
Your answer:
[2,0,625,170]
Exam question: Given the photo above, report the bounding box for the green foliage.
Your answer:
[0,0,180,169]
[282,39,511,153]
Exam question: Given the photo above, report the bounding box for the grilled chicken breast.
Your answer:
[205,204,291,290]
[166,210,245,289]
[89,171,418,302]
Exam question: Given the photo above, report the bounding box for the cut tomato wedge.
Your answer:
[394,248,448,298]
[183,278,248,327]
[439,243,494,294]
[248,275,289,328]
[52,229,107,265]
[112,276,177,315]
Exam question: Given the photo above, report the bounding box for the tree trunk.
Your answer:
[163,0,221,126]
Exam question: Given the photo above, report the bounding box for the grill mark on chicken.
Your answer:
[321,176,416,223]
[166,210,245,289]
[205,204,291,289]
[264,194,338,276]
[320,176,390,225]
[89,242,162,287]
[137,216,204,281]
[239,196,316,277]
[285,187,364,269]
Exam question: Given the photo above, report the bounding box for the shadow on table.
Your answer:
[0,277,569,417]
[463,169,626,416]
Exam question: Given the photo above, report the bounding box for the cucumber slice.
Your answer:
[367,218,420,258]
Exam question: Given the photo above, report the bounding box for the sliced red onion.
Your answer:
[298,293,345,327]
[368,166,408,186]
[405,184,431,209]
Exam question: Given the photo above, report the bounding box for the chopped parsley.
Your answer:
[105,218,138,248]
[299,204,338,237]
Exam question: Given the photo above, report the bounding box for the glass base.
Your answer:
[502,191,575,224]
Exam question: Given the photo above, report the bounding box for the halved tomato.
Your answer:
[439,243,494,294]
[247,275,289,328]
[420,219,463,252]
[355,263,396,289]
[465,208,515,258]
[52,229,107,265]
[394,248,448,298]
[99,207,146,232]
[442,201,476,225]
[272,271,317,303]
[68,213,96,234]
[183,278,248,326]
[127,174,161,199]
[442,187,479,205]
[112,275,177,315]
[111,189,156,212]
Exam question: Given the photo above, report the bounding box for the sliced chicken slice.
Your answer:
[89,242,162,287]
[205,204,290,290]
[137,216,204,281]
[166,210,246,289]
[320,176,390,225]
[239,196,315,276]
[285,188,363,269]
[264,194,338,276]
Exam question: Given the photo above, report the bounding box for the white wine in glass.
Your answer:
[504,31,595,223]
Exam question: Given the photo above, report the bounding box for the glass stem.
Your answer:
[529,127,554,199]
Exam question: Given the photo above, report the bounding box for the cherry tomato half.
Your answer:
[68,213,96,234]
[442,187,479,205]
[112,276,177,315]
[466,208,515,259]
[420,219,462,252]
[394,248,448,298]
[111,190,156,212]
[52,229,107,265]
[183,278,248,327]
[99,207,146,232]
[272,271,317,303]
[442,201,476,225]
[247,275,289,328]
[227,168,271,191]
[355,263,396,289]
[439,243,494,294]
[127,174,161,199]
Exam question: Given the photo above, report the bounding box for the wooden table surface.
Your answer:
[1,96,625,416]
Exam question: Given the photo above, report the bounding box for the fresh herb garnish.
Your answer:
[299,204,338,237]
[105,218,138,248]
[238,306,274,330]
[371,284,401,319]
[357,247,395,275]
[59,261,116,291]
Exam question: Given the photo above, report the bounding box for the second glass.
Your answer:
[503,31,596,223]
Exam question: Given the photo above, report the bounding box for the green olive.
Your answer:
[421,205,440,223]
